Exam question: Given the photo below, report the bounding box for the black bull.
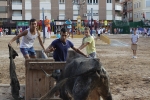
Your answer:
[40,53,112,100]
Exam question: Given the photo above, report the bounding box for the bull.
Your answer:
[40,51,112,100]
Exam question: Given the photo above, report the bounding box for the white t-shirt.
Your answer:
[97,29,101,34]
[131,34,139,44]
[20,28,38,48]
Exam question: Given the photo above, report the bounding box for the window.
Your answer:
[146,12,150,19]
[88,0,92,4]
[106,10,112,15]
[139,2,140,7]
[146,0,150,7]
[73,0,79,4]
[107,0,111,3]
[0,6,7,13]
[134,13,136,18]
[87,0,98,4]
[134,4,136,9]
[59,0,65,4]
[137,3,138,8]
[93,0,98,4]
[130,12,132,18]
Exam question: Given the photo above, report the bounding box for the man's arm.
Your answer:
[45,45,56,53]
[9,30,28,45]
[72,46,87,57]
[78,42,89,50]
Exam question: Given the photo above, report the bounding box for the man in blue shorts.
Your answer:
[9,18,46,59]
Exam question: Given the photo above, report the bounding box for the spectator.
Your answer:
[65,18,72,38]
[131,30,139,58]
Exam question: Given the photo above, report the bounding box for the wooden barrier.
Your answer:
[100,34,111,44]
[25,50,65,100]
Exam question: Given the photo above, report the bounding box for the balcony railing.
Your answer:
[0,1,7,6]
[0,13,8,18]
[115,4,122,11]
[12,15,22,20]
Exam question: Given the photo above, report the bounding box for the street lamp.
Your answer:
[72,0,85,16]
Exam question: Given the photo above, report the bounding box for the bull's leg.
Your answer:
[60,86,72,100]
[99,77,112,100]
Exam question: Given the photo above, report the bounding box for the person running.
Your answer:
[131,30,139,58]
[0,27,3,37]
[15,28,20,47]
[79,27,96,58]
[8,18,46,59]
[65,18,72,38]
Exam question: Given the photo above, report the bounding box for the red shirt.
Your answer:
[0,28,3,32]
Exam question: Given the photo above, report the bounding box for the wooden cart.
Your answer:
[25,50,65,100]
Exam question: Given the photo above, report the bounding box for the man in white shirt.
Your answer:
[131,30,139,58]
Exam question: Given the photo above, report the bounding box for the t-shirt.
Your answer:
[51,39,74,61]
[65,20,72,29]
[44,19,50,27]
[131,34,139,44]
[83,36,96,55]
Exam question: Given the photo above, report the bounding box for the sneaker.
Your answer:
[132,56,135,58]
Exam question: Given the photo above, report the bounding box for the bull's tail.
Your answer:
[40,68,99,100]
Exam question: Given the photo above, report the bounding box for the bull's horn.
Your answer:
[40,66,52,77]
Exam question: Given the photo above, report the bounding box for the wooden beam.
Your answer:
[28,62,66,70]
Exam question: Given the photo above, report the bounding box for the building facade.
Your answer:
[133,0,150,22]
[10,0,122,21]
[0,0,11,26]
[121,0,133,22]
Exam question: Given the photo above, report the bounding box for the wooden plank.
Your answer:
[28,62,66,70]
[25,60,33,100]
[32,70,39,98]
[38,70,46,97]
[31,98,62,100]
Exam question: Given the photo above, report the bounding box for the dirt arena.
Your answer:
[0,34,150,100]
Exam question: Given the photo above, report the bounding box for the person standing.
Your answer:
[0,27,3,37]
[79,27,96,58]
[9,18,46,59]
[5,28,9,35]
[65,18,72,38]
[44,16,51,38]
[15,28,20,47]
[131,30,139,58]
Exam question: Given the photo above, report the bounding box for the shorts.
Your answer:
[131,44,137,50]
[67,28,72,33]
[20,47,36,56]
[88,52,97,58]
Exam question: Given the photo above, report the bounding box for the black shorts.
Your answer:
[98,34,100,37]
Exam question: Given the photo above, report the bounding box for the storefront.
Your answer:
[16,21,29,31]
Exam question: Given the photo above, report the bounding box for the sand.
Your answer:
[0,34,150,100]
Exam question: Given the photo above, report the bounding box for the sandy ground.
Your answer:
[0,34,150,100]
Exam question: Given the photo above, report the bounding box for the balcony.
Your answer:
[115,15,122,20]
[12,2,22,10]
[115,4,122,11]
[0,13,8,18]
[12,15,22,20]
[0,1,7,6]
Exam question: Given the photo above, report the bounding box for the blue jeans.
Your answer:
[20,47,36,56]
[88,52,97,58]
